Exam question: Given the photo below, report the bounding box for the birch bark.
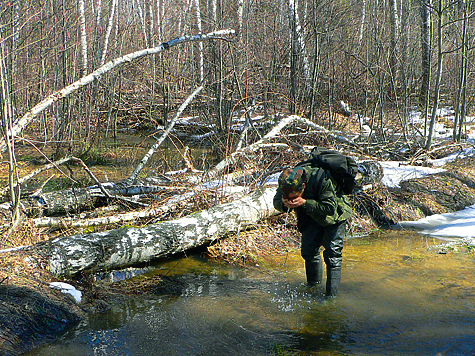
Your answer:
[100,0,118,66]
[78,0,88,76]
[287,0,311,111]
[425,1,444,150]
[194,0,204,83]
[389,0,399,81]
[34,187,278,276]
[420,0,431,105]
[237,0,244,41]
[358,0,366,46]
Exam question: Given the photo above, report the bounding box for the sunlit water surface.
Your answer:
[27,231,475,355]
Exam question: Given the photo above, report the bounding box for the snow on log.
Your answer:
[35,187,278,277]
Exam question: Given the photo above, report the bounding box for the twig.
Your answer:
[70,156,112,199]
[0,155,74,198]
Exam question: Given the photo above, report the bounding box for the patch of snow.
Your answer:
[50,282,82,303]
[207,224,219,235]
[408,110,423,124]
[429,146,475,167]
[361,124,372,135]
[220,186,246,195]
[399,205,475,239]
[380,162,445,188]
[436,107,455,117]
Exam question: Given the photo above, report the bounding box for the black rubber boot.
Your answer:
[305,258,323,286]
[325,266,341,298]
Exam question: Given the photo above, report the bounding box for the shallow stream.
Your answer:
[27,231,475,355]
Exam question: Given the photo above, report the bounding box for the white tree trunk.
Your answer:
[358,0,366,46]
[389,0,399,78]
[208,114,338,179]
[35,187,278,276]
[287,0,310,84]
[135,0,148,45]
[78,0,89,76]
[156,0,163,43]
[236,0,244,41]
[210,0,217,26]
[100,0,118,66]
[194,0,204,83]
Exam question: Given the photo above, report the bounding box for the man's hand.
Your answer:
[282,196,306,209]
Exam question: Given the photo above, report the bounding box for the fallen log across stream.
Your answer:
[33,187,278,277]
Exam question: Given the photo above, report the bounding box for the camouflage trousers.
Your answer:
[300,220,346,268]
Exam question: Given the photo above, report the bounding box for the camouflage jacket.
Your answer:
[273,165,352,229]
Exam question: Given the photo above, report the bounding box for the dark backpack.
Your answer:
[297,147,358,195]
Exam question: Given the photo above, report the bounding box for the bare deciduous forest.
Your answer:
[3,2,475,354]
[0,0,474,247]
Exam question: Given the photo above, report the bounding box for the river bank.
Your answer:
[2,154,475,355]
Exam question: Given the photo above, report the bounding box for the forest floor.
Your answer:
[2,140,475,355]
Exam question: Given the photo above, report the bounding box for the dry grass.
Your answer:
[1,220,49,249]
[206,213,301,266]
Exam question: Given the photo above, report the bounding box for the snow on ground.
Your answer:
[390,108,475,239]
[380,161,445,188]
[429,146,475,167]
[406,107,475,141]
[49,282,82,303]
[399,205,475,239]
[390,147,475,240]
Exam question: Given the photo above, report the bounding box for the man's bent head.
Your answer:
[278,167,306,198]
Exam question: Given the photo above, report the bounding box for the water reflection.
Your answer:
[27,232,475,355]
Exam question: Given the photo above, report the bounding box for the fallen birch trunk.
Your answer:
[208,114,357,179]
[32,203,175,229]
[34,187,278,277]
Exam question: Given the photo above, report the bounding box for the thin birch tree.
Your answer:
[0,39,21,239]
[420,0,431,108]
[101,0,119,66]
[78,0,89,76]
[389,0,399,84]
[453,0,469,142]
[194,0,204,83]
[288,0,311,113]
[425,0,446,150]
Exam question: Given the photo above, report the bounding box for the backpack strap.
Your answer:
[306,166,326,197]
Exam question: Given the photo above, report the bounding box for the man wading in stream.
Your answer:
[273,165,352,297]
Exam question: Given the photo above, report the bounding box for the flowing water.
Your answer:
[27,231,475,355]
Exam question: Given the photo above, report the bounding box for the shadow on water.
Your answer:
[27,231,475,356]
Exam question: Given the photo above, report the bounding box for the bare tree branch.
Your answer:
[126,85,204,184]
[0,29,235,152]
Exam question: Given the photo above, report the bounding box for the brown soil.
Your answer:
[2,155,475,355]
